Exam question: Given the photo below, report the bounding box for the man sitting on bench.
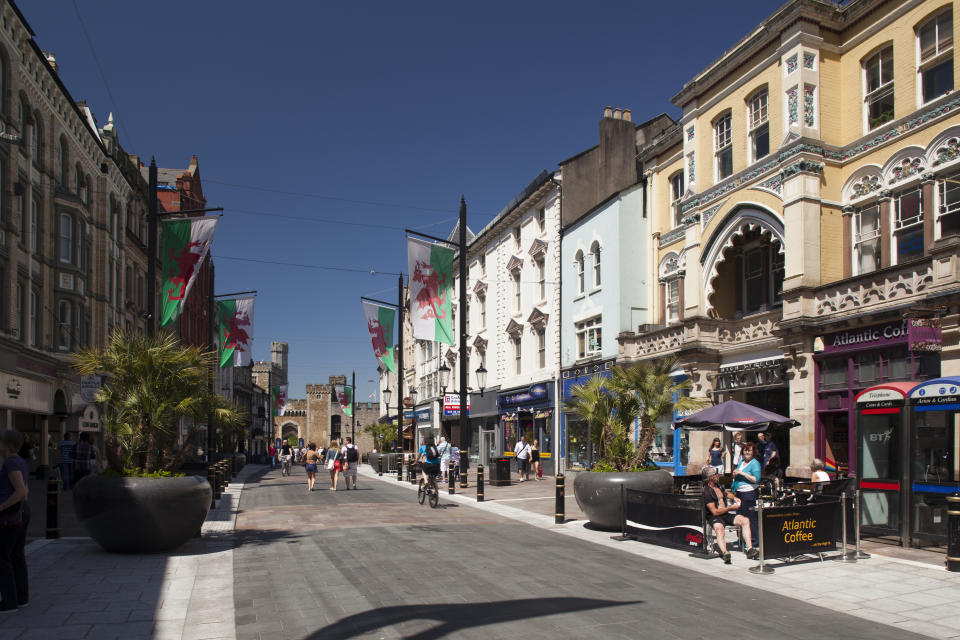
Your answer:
[702,466,758,564]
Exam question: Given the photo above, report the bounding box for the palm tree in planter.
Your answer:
[563,375,638,471]
[613,355,706,469]
[70,330,243,553]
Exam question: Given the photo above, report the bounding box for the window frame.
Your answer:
[863,45,895,131]
[536,328,546,369]
[666,278,680,325]
[575,250,585,295]
[537,207,545,233]
[29,288,38,348]
[853,203,882,275]
[513,335,522,375]
[893,186,925,264]
[917,9,954,105]
[59,212,73,264]
[535,257,545,301]
[30,196,39,255]
[747,89,770,163]
[670,171,685,227]
[513,270,521,312]
[575,316,603,359]
[590,241,601,288]
[713,111,733,181]
[937,171,960,238]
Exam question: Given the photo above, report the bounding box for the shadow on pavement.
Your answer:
[305,596,642,640]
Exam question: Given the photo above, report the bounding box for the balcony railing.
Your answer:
[618,309,781,361]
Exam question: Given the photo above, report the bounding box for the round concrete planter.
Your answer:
[73,475,212,553]
[572,470,674,530]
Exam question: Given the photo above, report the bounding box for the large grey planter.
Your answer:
[573,470,674,530]
[73,475,212,553]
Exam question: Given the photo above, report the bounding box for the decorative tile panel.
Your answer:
[701,201,726,229]
[658,227,685,248]
[803,52,816,69]
[889,157,924,184]
[686,152,695,185]
[851,175,881,198]
[786,54,798,74]
[752,174,783,198]
[787,86,799,125]
[803,84,815,127]
[686,126,695,141]
[934,138,960,165]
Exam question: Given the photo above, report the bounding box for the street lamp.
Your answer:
[409,387,419,406]
[438,362,451,392]
[383,386,392,406]
[475,364,488,397]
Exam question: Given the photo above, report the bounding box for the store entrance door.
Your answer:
[479,429,496,467]
[821,412,849,477]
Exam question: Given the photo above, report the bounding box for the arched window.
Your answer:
[590,241,601,287]
[863,44,894,130]
[575,250,585,294]
[57,136,68,187]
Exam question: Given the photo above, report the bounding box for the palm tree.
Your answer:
[563,375,640,471]
[73,330,243,473]
[611,356,706,469]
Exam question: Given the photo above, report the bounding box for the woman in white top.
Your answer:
[810,458,831,483]
[730,432,745,468]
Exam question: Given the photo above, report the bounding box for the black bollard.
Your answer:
[947,494,960,572]
[45,476,60,539]
[476,464,484,503]
[225,459,233,484]
[215,463,224,496]
[378,454,383,476]
[459,450,468,489]
[448,459,455,495]
[555,474,565,525]
[409,458,417,484]
[398,453,403,481]
[208,466,217,508]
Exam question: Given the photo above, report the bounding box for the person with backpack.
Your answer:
[418,434,442,486]
[325,439,341,490]
[340,437,360,490]
[514,436,532,482]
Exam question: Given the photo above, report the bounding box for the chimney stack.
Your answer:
[622,109,631,122]
[44,52,58,74]
[603,106,613,119]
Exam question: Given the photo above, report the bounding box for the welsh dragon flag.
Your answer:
[271,385,288,418]
[160,217,218,327]
[407,237,454,345]
[362,301,396,373]
[335,385,353,418]
[216,297,254,368]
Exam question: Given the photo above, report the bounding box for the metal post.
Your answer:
[611,483,630,541]
[477,464,485,502]
[448,459,455,495]
[457,198,468,451]
[207,261,216,458]
[378,454,383,476]
[554,473,564,524]
[459,449,468,488]
[947,494,960,572]
[146,159,158,336]
[842,491,857,562]
[213,464,222,500]
[45,476,60,539]
[351,370,356,443]
[749,498,774,574]
[856,489,871,560]
[208,466,217,508]
[409,454,417,484]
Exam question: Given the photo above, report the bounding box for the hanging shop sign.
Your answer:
[907,318,942,352]
[404,407,433,422]
[80,375,102,403]
[498,383,550,410]
[443,394,470,416]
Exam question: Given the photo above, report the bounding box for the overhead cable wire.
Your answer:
[214,255,401,276]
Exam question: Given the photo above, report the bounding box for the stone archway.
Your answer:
[280,422,299,445]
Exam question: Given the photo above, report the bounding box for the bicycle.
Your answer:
[280,455,292,477]
[418,472,440,508]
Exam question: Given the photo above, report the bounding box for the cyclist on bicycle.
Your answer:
[418,434,442,486]
[280,441,293,476]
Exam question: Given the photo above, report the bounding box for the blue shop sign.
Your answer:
[403,407,432,422]
[498,383,551,411]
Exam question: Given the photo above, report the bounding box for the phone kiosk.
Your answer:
[854,382,916,545]
[908,377,960,546]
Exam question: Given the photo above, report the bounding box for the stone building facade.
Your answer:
[618,0,960,478]
[276,375,379,453]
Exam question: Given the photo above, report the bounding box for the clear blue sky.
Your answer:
[31,0,780,401]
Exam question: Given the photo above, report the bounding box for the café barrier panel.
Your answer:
[622,488,708,554]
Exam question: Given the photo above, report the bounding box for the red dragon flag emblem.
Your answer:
[362,301,396,373]
[406,237,455,345]
[159,217,219,327]
[217,297,255,368]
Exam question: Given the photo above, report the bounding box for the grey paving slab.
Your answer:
[231,464,942,640]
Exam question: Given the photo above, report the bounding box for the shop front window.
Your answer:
[819,357,847,389]
[566,418,594,470]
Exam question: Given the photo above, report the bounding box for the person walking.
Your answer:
[268,444,276,469]
[0,430,30,611]
[325,439,341,491]
[303,443,321,492]
[341,438,360,490]
[514,436,532,482]
[56,433,77,491]
[530,439,542,480]
[437,436,452,483]
[705,437,726,475]
[74,433,98,483]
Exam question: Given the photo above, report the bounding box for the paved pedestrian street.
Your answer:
[4,463,959,640]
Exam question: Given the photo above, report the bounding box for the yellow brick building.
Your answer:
[619,0,960,524]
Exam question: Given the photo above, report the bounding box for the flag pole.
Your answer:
[396,273,405,455]
[351,370,356,442]
[457,197,468,454]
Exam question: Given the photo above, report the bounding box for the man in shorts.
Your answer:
[513,436,531,482]
[340,437,360,490]
[702,466,757,563]
[418,435,442,486]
